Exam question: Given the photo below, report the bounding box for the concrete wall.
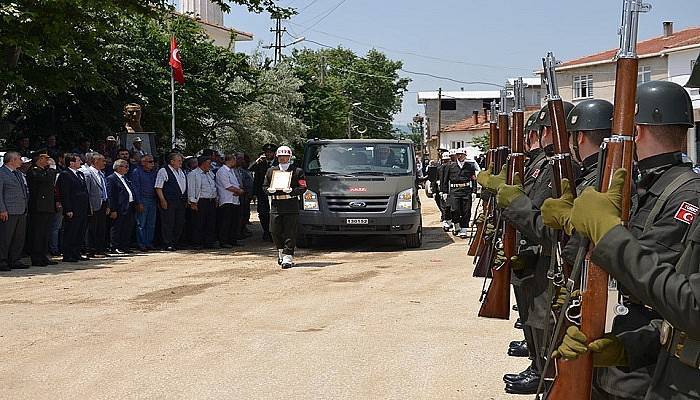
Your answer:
[439,129,489,151]
[424,99,487,136]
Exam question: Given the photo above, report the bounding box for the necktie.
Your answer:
[99,172,108,200]
[13,171,26,196]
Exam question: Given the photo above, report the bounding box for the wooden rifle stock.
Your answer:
[548,2,644,397]
[479,102,523,319]
[469,115,499,258]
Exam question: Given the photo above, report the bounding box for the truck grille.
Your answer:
[325,195,390,213]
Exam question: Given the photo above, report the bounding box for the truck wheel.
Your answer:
[297,234,312,248]
[405,224,422,248]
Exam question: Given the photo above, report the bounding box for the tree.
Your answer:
[471,133,489,152]
[288,47,409,140]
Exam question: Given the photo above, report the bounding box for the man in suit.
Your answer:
[56,153,90,262]
[0,152,29,270]
[81,152,110,258]
[26,150,58,266]
[107,159,136,254]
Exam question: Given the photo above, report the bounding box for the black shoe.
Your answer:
[112,249,127,255]
[504,372,544,395]
[509,339,526,349]
[514,318,524,329]
[508,342,529,357]
[13,262,30,269]
[46,260,58,265]
[165,246,176,252]
[503,365,536,384]
[31,261,49,267]
[78,256,90,261]
[231,241,243,247]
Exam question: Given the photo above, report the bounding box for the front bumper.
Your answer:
[298,209,421,235]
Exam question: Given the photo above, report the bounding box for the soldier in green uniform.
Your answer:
[542,80,700,400]
[543,167,700,400]
[263,146,307,269]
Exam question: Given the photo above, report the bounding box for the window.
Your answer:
[573,74,593,99]
[450,141,464,149]
[440,99,457,111]
[638,66,652,83]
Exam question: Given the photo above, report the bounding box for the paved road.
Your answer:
[0,193,526,399]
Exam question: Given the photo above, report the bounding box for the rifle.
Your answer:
[544,2,647,399]
[479,80,525,319]
[468,102,499,258]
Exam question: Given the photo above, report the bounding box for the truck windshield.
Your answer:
[305,143,414,176]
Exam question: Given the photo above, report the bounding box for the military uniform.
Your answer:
[591,222,700,400]
[444,156,476,236]
[263,164,306,266]
[26,163,57,265]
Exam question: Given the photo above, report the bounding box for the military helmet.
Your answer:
[525,112,539,132]
[441,152,451,161]
[566,99,614,132]
[455,148,467,155]
[635,81,694,127]
[536,101,575,128]
[276,145,293,157]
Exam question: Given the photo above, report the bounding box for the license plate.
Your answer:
[346,218,369,225]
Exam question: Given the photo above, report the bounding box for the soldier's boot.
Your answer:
[452,222,461,236]
[277,249,283,266]
[441,220,452,232]
[458,227,468,238]
[281,254,294,269]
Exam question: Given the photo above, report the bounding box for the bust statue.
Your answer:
[124,103,143,133]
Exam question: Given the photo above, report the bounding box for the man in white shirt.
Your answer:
[215,154,243,248]
[187,156,217,249]
[107,159,136,254]
[154,153,187,251]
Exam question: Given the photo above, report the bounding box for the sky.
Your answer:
[219,0,700,127]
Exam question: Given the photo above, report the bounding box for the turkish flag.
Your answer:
[169,37,185,84]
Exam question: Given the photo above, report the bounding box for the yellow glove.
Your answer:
[541,179,575,234]
[552,326,627,367]
[510,255,526,271]
[476,164,494,188]
[496,172,525,208]
[553,288,579,311]
[493,249,506,267]
[570,169,626,245]
[486,164,508,192]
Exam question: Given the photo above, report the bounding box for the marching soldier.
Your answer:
[542,81,700,400]
[444,148,476,238]
[263,146,306,269]
[436,151,452,231]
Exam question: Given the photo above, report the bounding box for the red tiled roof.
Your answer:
[559,26,700,68]
[442,114,490,132]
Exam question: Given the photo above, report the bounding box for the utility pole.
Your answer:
[264,16,286,65]
[437,87,442,151]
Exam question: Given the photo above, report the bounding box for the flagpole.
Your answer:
[171,64,176,150]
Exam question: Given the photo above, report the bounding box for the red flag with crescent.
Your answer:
[169,37,185,84]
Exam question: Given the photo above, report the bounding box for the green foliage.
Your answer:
[288,47,409,140]
[471,133,490,152]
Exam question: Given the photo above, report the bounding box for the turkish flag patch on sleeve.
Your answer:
[674,202,699,224]
[298,179,307,188]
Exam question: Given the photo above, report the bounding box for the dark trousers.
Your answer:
[434,193,447,221]
[62,212,87,260]
[88,203,108,255]
[0,214,27,267]
[271,212,298,255]
[159,198,185,247]
[217,203,240,245]
[111,204,135,250]
[450,194,472,226]
[29,212,52,263]
[191,198,217,247]
[256,191,271,233]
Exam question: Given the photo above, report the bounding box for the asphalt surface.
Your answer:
[0,193,526,399]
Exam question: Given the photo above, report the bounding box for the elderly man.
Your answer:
[155,152,187,251]
[131,154,157,251]
[26,150,58,266]
[0,152,29,270]
[57,153,90,262]
[131,137,147,157]
[107,159,136,254]
[82,152,110,258]
[216,154,243,248]
[187,156,217,249]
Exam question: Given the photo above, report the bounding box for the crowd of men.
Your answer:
[0,137,286,271]
[473,78,700,399]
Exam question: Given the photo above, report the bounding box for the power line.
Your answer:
[297,0,320,13]
[297,0,348,34]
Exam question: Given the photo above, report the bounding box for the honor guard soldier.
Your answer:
[263,146,307,269]
[543,80,700,400]
[436,151,453,231]
[444,148,476,238]
[250,143,277,242]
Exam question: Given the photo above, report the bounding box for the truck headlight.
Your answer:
[303,190,319,211]
[396,188,414,210]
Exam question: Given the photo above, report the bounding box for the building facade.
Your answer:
[179,0,253,51]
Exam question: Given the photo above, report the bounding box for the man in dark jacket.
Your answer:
[26,151,58,266]
[107,159,137,254]
[56,153,90,262]
[249,143,277,241]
